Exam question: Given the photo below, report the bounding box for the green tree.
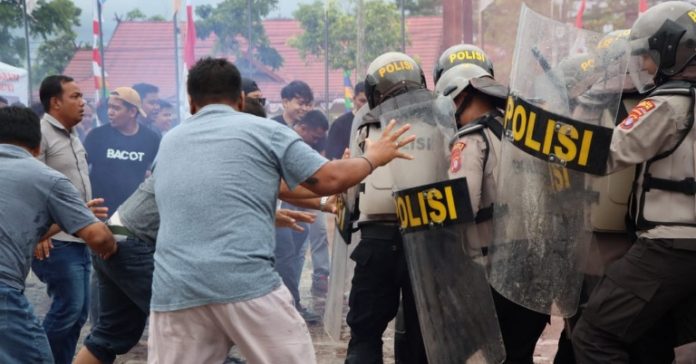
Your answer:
[400,0,442,16]
[290,0,403,74]
[195,0,283,70]
[0,0,81,67]
[120,9,167,22]
[33,34,82,86]
[125,8,147,21]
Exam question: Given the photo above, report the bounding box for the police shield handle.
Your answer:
[363,119,416,167]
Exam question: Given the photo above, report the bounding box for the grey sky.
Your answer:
[72,0,298,44]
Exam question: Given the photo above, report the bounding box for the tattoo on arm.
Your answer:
[304,177,318,185]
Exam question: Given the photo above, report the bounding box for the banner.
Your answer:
[0,62,28,106]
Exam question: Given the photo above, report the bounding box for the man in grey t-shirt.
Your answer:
[31,75,101,364]
[148,58,417,363]
[0,106,116,364]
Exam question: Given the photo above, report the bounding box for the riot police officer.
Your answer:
[572,2,696,363]
[344,52,428,364]
[434,44,550,364]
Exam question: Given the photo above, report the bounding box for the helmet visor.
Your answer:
[628,37,659,93]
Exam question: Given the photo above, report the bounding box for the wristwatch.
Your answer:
[319,196,329,212]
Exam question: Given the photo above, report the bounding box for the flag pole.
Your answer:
[324,2,330,117]
[97,0,107,100]
[22,0,33,105]
[173,10,182,123]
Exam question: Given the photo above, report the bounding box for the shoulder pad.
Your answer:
[650,80,695,97]
[356,110,380,129]
[448,112,503,148]
[450,123,485,148]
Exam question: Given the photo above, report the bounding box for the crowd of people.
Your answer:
[2,1,696,364]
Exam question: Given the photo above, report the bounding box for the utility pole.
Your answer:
[462,0,473,43]
[356,0,365,79]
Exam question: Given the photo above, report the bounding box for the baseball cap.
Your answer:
[242,78,260,94]
[110,87,147,117]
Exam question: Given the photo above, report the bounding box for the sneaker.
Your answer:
[311,274,329,297]
[298,306,322,325]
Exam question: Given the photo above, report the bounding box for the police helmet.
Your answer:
[435,63,491,99]
[595,29,631,66]
[365,52,427,109]
[433,44,495,85]
[434,45,507,108]
[628,1,696,92]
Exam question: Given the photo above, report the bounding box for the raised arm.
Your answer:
[300,119,416,196]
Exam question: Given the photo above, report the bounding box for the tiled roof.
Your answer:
[63,17,443,104]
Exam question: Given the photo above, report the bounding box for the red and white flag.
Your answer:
[92,0,107,102]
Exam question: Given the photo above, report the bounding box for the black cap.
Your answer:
[242,77,260,95]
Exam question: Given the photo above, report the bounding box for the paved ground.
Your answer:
[25,262,567,364]
[23,220,695,364]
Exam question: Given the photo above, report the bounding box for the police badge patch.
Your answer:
[620,99,655,130]
[450,141,466,172]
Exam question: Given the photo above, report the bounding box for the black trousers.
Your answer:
[345,223,427,364]
[491,288,550,364]
[573,238,696,364]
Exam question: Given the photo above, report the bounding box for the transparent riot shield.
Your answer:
[489,5,627,317]
[380,93,505,364]
[324,105,369,340]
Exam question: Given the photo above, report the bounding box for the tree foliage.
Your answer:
[122,8,167,22]
[290,0,404,72]
[400,0,442,16]
[125,8,147,21]
[195,0,283,70]
[0,0,80,68]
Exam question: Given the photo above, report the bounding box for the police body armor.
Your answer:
[449,112,504,252]
[590,96,640,233]
[379,90,505,363]
[630,80,696,230]
[489,5,628,317]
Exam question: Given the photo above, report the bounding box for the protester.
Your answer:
[31,75,102,364]
[83,86,160,216]
[132,83,161,134]
[148,57,415,364]
[0,106,116,364]
[326,82,367,160]
[153,100,174,134]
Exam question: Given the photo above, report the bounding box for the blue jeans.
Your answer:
[84,237,155,363]
[0,284,54,364]
[31,240,91,364]
[308,212,330,280]
[275,202,309,307]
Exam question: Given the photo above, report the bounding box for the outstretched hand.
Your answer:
[275,209,316,232]
[363,119,416,167]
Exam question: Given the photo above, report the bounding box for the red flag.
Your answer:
[639,0,648,13]
[184,0,196,70]
[575,0,586,29]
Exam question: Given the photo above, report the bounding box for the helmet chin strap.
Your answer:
[454,91,474,124]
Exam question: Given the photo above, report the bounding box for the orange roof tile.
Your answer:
[63,17,443,105]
